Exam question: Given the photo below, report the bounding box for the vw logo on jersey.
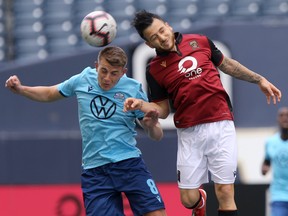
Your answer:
[178,56,203,80]
[90,95,116,119]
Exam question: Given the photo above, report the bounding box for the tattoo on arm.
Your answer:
[219,57,263,84]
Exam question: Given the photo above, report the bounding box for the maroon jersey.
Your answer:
[146,33,233,128]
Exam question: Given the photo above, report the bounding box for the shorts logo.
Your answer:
[177,170,181,182]
[90,95,116,119]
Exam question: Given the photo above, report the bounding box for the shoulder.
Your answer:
[266,133,281,145]
[120,74,140,85]
[182,33,209,42]
[119,75,146,97]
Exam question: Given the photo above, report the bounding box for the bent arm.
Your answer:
[16,85,63,102]
[5,75,64,102]
[124,98,170,119]
[138,109,163,141]
[261,159,271,176]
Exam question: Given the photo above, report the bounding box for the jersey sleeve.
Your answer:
[208,37,224,67]
[146,64,168,102]
[264,139,271,161]
[57,74,79,97]
[57,68,88,97]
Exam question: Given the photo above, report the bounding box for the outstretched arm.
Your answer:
[218,56,282,104]
[5,75,64,102]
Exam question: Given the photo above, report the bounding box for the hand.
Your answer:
[5,75,22,94]
[142,109,160,128]
[258,77,281,104]
[261,164,270,176]
[123,98,143,112]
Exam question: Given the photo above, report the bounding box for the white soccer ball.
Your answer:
[80,11,117,47]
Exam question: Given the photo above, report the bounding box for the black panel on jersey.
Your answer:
[208,38,224,66]
[146,63,168,102]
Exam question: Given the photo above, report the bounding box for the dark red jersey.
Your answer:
[146,33,233,128]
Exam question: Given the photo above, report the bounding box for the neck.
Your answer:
[281,128,288,140]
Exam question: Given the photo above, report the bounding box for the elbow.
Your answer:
[160,113,169,119]
[159,109,170,119]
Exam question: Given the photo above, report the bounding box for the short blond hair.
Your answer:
[98,46,127,68]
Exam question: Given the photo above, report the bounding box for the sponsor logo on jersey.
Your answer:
[178,56,202,80]
[90,95,116,119]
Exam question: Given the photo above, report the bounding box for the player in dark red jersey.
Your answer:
[124,10,282,216]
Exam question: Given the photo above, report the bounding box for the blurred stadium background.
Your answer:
[1,0,288,215]
[1,0,288,62]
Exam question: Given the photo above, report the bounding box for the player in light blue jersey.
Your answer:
[5,46,167,216]
[262,107,288,216]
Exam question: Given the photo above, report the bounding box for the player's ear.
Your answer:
[145,41,154,49]
[165,22,172,30]
[95,62,99,69]
[122,67,128,75]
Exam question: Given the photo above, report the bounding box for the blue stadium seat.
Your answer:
[135,0,168,18]
[199,0,231,22]
[167,0,200,31]
[104,0,136,38]
[42,1,74,22]
[261,0,288,16]
[74,0,105,23]
[14,37,49,61]
[47,34,79,55]
[0,34,6,62]
[13,20,45,39]
[230,0,263,20]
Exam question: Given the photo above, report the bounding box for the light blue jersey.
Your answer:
[58,67,148,169]
[264,133,288,202]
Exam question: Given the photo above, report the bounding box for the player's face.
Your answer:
[143,18,176,52]
[278,108,288,129]
[96,58,126,91]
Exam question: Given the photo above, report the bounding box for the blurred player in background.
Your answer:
[124,10,282,216]
[262,107,288,216]
[5,46,167,216]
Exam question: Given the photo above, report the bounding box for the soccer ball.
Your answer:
[80,11,117,47]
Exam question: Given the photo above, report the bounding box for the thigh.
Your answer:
[207,120,238,184]
[176,125,209,189]
[271,201,288,216]
[81,167,124,216]
[113,157,166,215]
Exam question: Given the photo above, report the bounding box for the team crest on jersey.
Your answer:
[189,40,199,49]
[114,92,125,101]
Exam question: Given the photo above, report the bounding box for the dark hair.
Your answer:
[98,46,127,67]
[131,10,165,40]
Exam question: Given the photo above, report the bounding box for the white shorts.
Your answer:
[177,120,237,189]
